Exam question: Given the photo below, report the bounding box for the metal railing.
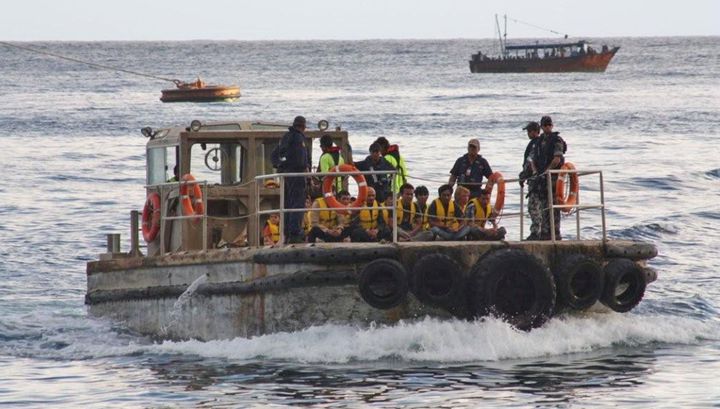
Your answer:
[255,170,399,245]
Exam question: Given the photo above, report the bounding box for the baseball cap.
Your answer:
[523,121,540,131]
[468,138,480,150]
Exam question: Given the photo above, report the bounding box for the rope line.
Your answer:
[0,40,179,84]
[506,16,569,38]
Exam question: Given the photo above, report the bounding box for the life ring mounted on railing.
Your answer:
[180,173,205,223]
[556,162,579,213]
[486,171,506,212]
[322,164,368,209]
[141,192,161,242]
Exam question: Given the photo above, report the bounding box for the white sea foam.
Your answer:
[152,313,720,364]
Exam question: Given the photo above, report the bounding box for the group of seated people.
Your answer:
[263,182,507,245]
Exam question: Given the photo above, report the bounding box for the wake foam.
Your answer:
[152,313,720,364]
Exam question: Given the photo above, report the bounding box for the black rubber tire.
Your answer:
[411,253,466,313]
[358,258,408,310]
[600,258,646,313]
[554,254,604,311]
[470,248,556,330]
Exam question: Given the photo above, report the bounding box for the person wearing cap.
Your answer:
[519,121,542,240]
[279,115,311,244]
[533,115,568,240]
[354,142,395,203]
[448,138,493,198]
[318,134,345,193]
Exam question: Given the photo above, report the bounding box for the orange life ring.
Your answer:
[555,162,579,213]
[486,171,506,212]
[141,192,161,242]
[322,164,368,209]
[180,173,205,222]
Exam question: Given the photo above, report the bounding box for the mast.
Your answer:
[495,14,505,57]
[504,14,508,55]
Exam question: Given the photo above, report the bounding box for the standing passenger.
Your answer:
[534,116,567,240]
[355,142,395,203]
[519,121,542,240]
[448,138,493,198]
[277,116,311,243]
[375,137,408,194]
[318,134,345,192]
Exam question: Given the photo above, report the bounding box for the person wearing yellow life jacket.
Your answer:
[465,190,507,241]
[349,187,392,242]
[307,190,352,243]
[302,195,313,236]
[375,137,408,194]
[393,183,423,241]
[262,213,281,245]
[427,184,471,241]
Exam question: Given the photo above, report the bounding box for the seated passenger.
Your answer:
[466,191,507,241]
[428,184,470,241]
[355,142,394,203]
[262,213,281,245]
[395,183,422,241]
[302,195,313,236]
[349,187,391,242]
[307,191,352,243]
[411,185,434,241]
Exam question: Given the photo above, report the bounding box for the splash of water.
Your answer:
[159,274,208,336]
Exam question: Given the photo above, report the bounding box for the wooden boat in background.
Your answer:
[160,78,241,103]
[469,15,619,73]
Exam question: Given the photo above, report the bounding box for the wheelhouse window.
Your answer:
[147,146,178,185]
[190,142,244,185]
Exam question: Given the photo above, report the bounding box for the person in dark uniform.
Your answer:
[355,142,395,203]
[279,116,311,243]
[519,121,542,240]
[533,115,567,240]
[448,138,493,198]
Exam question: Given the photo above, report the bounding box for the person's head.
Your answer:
[337,189,351,206]
[479,190,491,207]
[399,183,414,204]
[414,185,429,205]
[467,138,480,158]
[320,134,333,152]
[523,121,541,139]
[366,187,376,205]
[369,142,382,162]
[454,186,470,206]
[374,137,390,154]
[292,115,307,131]
[438,184,453,205]
[540,116,553,133]
[384,194,394,206]
[268,213,280,225]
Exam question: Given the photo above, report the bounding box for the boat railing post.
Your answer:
[547,171,556,242]
[106,233,121,254]
[575,172,581,240]
[392,171,398,244]
[519,183,524,240]
[255,176,261,247]
[159,184,166,256]
[599,171,607,244]
[129,210,143,257]
[202,181,207,251]
[279,174,285,245]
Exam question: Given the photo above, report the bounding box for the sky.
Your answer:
[1,0,718,41]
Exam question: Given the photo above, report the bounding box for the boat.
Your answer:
[160,78,241,102]
[469,15,619,73]
[85,119,658,341]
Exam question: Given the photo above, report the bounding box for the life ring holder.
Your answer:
[322,164,368,209]
[556,162,579,213]
[179,173,205,223]
[141,192,161,242]
[486,171,506,212]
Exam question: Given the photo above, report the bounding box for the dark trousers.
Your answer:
[307,226,350,243]
[349,225,392,242]
[283,176,306,239]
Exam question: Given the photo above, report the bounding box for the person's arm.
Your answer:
[427,202,444,229]
[448,158,460,187]
[483,160,494,194]
[262,225,273,245]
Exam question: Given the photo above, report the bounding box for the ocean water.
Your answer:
[1,37,719,407]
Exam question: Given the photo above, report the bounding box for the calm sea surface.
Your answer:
[1,37,719,408]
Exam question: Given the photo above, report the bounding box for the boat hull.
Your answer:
[469,48,619,73]
[86,240,657,340]
[160,85,241,103]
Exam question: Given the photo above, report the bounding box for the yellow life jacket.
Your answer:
[415,201,429,230]
[359,200,379,230]
[265,221,280,243]
[431,198,459,229]
[314,197,336,228]
[396,199,417,228]
[303,211,312,233]
[469,198,492,227]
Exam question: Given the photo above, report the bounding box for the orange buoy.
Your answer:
[322,164,368,209]
[556,162,579,213]
[487,171,506,212]
[141,192,161,242]
[179,173,204,222]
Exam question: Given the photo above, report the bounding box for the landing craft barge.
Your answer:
[86,120,658,340]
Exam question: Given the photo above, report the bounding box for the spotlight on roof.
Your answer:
[190,120,202,132]
[318,119,329,131]
[141,127,154,138]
